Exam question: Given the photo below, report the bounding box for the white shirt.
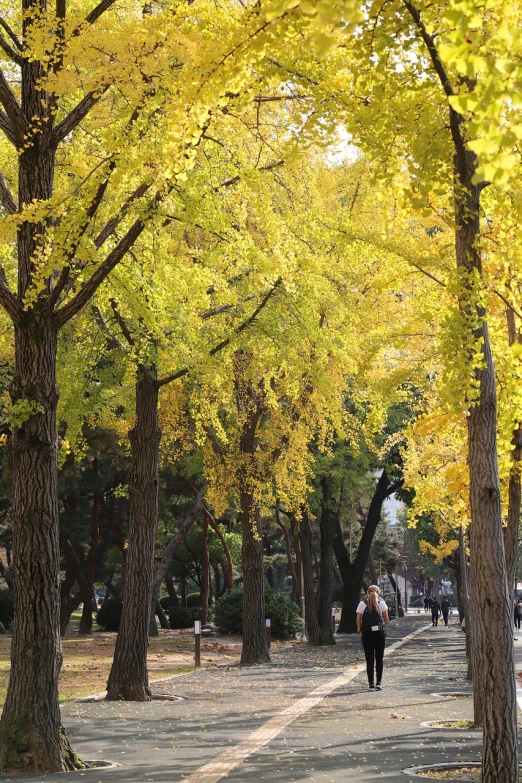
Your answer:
[356,599,388,615]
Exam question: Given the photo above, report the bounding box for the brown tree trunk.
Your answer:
[316,479,335,645]
[165,572,180,609]
[106,366,160,701]
[455,156,517,777]
[0,316,79,772]
[203,507,234,592]
[79,479,101,636]
[505,307,522,598]
[367,551,378,586]
[467,526,483,725]
[201,516,210,626]
[299,512,322,643]
[240,500,269,664]
[275,506,298,602]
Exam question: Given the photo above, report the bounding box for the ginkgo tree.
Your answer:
[0,0,363,771]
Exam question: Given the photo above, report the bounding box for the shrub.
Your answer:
[186,592,201,608]
[0,585,14,628]
[213,587,302,639]
[96,596,122,632]
[160,596,173,611]
[169,607,202,629]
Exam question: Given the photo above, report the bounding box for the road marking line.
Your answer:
[182,624,430,783]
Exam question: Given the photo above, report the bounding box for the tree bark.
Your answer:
[0,316,79,772]
[456,150,517,778]
[275,507,298,602]
[299,512,322,644]
[201,515,210,626]
[106,366,160,700]
[316,479,336,645]
[235,354,269,666]
[467,526,483,725]
[79,477,101,636]
[290,517,303,606]
[165,572,180,609]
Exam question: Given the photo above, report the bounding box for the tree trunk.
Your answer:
[240,501,269,664]
[290,517,303,606]
[203,507,233,592]
[455,156,517,777]
[0,315,79,773]
[275,506,298,602]
[299,512,322,644]
[467,526,483,725]
[316,479,335,645]
[151,488,205,598]
[367,551,378,585]
[213,564,221,599]
[505,310,522,599]
[201,516,210,626]
[106,366,160,700]
[165,572,180,609]
[79,481,101,636]
[335,471,402,633]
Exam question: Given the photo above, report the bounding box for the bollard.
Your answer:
[331,607,336,634]
[194,620,201,668]
[266,618,271,649]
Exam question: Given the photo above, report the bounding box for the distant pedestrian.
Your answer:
[356,585,389,691]
[515,599,522,630]
[427,596,433,611]
[423,596,429,612]
[441,597,451,627]
[431,598,440,626]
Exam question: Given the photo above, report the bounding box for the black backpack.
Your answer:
[361,602,383,635]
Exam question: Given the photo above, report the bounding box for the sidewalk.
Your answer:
[11,616,516,783]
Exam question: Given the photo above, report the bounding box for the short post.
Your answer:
[266,618,271,650]
[331,607,336,634]
[194,620,201,668]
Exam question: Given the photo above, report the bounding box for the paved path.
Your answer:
[13,615,522,782]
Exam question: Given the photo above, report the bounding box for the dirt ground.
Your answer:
[0,620,250,706]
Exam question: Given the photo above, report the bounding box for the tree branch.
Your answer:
[91,305,125,350]
[0,281,22,323]
[0,171,17,214]
[51,87,110,145]
[157,277,282,387]
[0,109,15,145]
[85,0,119,25]
[95,181,150,249]
[0,33,23,65]
[109,298,135,347]
[215,159,284,191]
[55,216,146,328]
[0,68,26,143]
[0,18,22,50]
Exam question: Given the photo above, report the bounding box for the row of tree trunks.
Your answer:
[274,506,299,602]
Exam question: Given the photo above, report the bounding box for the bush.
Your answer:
[169,607,202,629]
[96,596,122,631]
[213,587,302,639]
[160,596,173,611]
[0,585,14,628]
[186,592,201,608]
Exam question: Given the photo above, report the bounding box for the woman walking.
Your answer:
[356,585,389,691]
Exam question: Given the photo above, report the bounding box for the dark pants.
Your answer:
[516,615,521,630]
[432,611,439,626]
[361,632,385,685]
[442,611,449,627]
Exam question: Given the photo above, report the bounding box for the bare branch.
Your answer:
[95,182,150,249]
[0,109,15,145]
[0,18,22,50]
[85,0,119,25]
[200,304,232,320]
[0,282,22,323]
[215,159,284,191]
[0,171,17,214]
[402,1,454,99]
[109,298,135,347]
[157,277,283,388]
[51,87,109,145]
[0,33,22,65]
[92,305,125,350]
[0,68,26,143]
